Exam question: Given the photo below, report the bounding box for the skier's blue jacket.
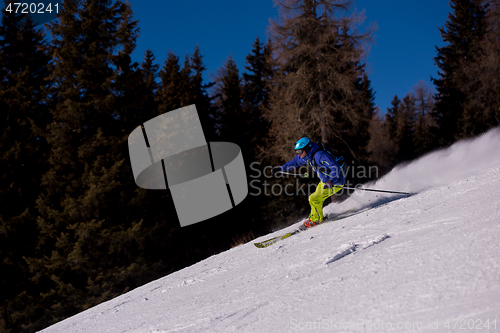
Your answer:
[278,142,345,185]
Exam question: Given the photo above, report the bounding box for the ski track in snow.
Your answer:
[325,234,391,265]
[40,128,500,333]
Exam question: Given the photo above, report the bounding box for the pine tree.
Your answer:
[218,38,277,232]
[385,95,402,150]
[343,72,376,162]
[456,0,500,135]
[117,49,160,126]
[158,50,183,113]
[213,55,243,142]
[140,50,160,117]
[264,0,374,162]
[189,45,216,140]
[179,53,192,106]
[411,81,436,157]
[22,0,152,330]
[432,0,487,146]
[242,37,274,161]
[135,50,160,119]
[243,38,271,113]
[0,3,51,331]
[385,95,417,164]
[157,47,216,138]
[398,94,417,162]
[367,108,397,176]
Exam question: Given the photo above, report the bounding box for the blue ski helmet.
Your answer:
[294,137,311,154]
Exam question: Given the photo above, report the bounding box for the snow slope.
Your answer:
[40,128,500,333]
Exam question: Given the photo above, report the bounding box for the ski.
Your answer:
[254,191,414,249]
[254,208,360,248]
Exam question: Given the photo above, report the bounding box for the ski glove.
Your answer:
[324,181,333,189]
[271,167,282,176]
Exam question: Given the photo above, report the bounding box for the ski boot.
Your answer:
[303,218,320,228]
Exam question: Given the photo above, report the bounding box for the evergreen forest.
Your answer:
[1,0,499,331]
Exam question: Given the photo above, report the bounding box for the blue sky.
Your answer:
[129,0,452,114]
[1,0,452,114]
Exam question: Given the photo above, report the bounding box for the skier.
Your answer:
[271,137,345,228]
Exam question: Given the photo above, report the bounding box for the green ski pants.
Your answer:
[309,182,343,222]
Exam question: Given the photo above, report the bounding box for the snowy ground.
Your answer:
[40,129,500,333]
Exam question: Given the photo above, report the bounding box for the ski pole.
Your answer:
[275,171,412,196]
[334,186,412,196]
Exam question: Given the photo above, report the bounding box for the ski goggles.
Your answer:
[295,149,305,155]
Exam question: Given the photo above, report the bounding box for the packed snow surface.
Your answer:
[41,128,500,332]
